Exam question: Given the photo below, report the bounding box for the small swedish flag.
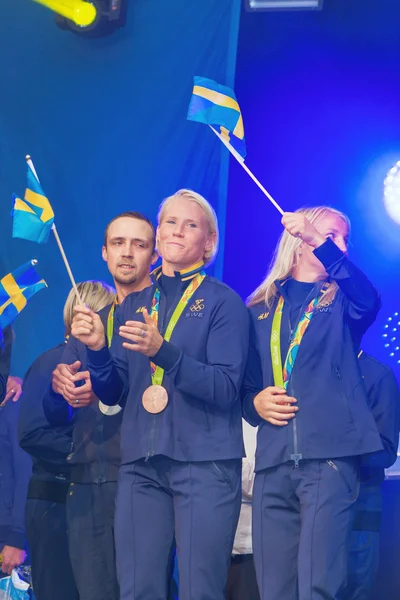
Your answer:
[187,76,247,159]
[0,260,47,330]
[12,167,55,244]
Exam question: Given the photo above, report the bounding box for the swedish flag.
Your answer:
[187,76,247,158]
[12,167,55,244]
[0,261,47,330]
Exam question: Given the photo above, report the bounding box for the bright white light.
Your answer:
[383,313,400,368]
[383,161,400,224]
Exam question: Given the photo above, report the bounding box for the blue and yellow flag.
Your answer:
[12,168,55,244]
[0,260,47,330]
[187,76,247,159]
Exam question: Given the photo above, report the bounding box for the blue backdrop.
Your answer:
[225,0,400,371]
[0,0,241,376]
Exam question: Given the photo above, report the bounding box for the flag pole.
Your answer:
[25,155,83,304]
[209,126,285,216]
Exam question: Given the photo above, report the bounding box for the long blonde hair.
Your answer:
[248,206,350,308]
[157,189,219,266]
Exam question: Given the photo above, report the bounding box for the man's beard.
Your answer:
[114,273,137,286]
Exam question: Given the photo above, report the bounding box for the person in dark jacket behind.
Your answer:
[0,328,31,575]
[49,211,157,600]
[67,190,249,600]
[18,280,115,600]
[346,351,400,600]
[242,206,382,600]
[0,326,23,406]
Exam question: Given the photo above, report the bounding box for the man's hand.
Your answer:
[71,305,106,351]
[1,546,26,574]
[119,309,164,357]
[1,376,23,406]
[52,362,96,408]
[254,386,298,426]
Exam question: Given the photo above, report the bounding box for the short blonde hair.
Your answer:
[63,280,116,334]
[157,189,219,265]
[248,206,350,308]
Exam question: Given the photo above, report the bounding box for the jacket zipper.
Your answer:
[285,290,318,469]
[146,282,182,461]
[326,459,352,495]
[290,376,302,468]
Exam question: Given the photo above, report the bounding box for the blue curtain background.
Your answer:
[225,0,400,368]
[0,0,241,376]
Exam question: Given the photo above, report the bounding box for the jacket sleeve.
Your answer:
[361,368,400,468]
[150,290,250,411]
[86,307,129,406]
[241,313,264,426]
[313,239,381,332]
[18,360,73,464]
[41,339,79,427]
[0,326,13,381]
[6,403,31,549]
[0,373,5,405]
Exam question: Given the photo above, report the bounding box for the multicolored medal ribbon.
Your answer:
[142,272,206,414]
[270,294,319,390]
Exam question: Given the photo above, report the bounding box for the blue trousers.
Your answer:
[25,499,79,600]
[347,530,380,600]
[115,456,242,600]
[253,458,359,600]
[67,482,119,600]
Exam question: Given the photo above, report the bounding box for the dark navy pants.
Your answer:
[25,499,79,600]
[226,554,260,600]
[347,529,380,600]
[115,456,242,600]
[67,481,119,600]
[253,458,359,600]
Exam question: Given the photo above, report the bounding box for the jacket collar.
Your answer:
[274,277,327,304]
[150,261,205,284]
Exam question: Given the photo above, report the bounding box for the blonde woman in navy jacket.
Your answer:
[242,206,382,600]
[68,190,250,600]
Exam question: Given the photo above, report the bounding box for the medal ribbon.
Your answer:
[149,272,205,386]
[107,299,118,349]
[270,294,319,390]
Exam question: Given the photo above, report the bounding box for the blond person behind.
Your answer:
[18,280,115,600]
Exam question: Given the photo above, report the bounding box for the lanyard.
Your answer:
[270,294,319,390]
[149,272,205,386]
[107,299,118,349]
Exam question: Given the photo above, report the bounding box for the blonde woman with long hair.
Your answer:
[242,207,382,600]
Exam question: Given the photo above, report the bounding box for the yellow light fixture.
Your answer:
[34,0,97,28]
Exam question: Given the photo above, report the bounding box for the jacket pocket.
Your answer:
[326,459,359,501]
[211,461,234,489]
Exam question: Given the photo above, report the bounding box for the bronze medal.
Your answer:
[142,385,168,414]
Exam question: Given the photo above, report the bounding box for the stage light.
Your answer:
[382,312,400,366]
[34,0,125,37]
[383,161,400,225]
[245,0,323,10]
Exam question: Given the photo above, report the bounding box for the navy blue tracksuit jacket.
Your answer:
[87,270,250,463]
[243,238,383,469]
[356,351,400,521]
[0,326,31,551]
[18,343,79,600]
[0,402,31,551]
